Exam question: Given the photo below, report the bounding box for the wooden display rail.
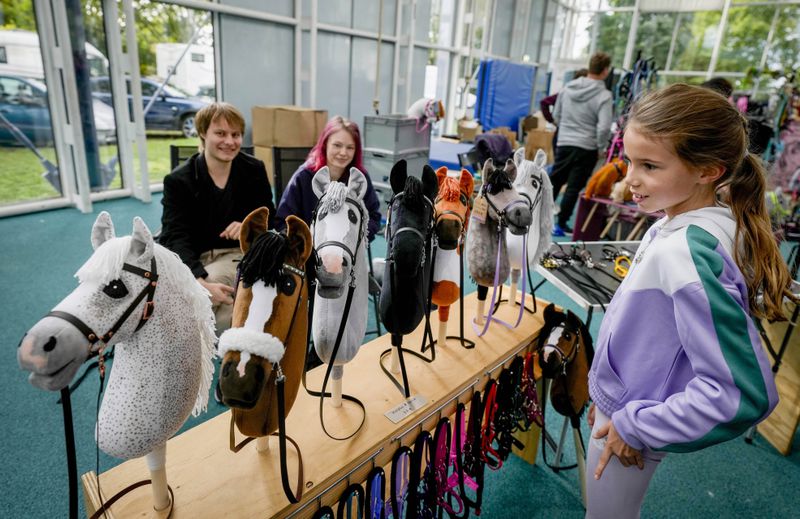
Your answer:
[82,292,548,518]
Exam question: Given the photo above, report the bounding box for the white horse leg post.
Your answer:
[475,299,486,325]
[145,443,171,511]
[331,364,343,408]
[390,336,401,374]
[437,320,448,347]
[256,436,271,453]
[509,270,520,307]
[555,416,571,466]
[574,427,588,507]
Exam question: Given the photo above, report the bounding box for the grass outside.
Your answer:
[0,134,196,205]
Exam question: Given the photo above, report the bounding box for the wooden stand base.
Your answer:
[82,292,548,518]
[758,301,800,455]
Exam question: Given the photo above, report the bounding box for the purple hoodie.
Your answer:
[589,207,778,453]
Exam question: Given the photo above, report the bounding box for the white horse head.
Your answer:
[311,167,369,366]
[18,211,216,459]
[508,147,554,271]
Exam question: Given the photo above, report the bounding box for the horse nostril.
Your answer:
[342,257,349,268]
[43,336,57,352]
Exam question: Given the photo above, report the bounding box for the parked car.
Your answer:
[0,74,115,147]
[91,77,208,137]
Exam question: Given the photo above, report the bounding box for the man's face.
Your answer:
[202,117,242,164]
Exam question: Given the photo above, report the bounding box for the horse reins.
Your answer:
[47,258,158,377]
[304,194,368,441]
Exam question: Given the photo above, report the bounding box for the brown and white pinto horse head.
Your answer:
[434,166,474,250]
[217,207,312,438]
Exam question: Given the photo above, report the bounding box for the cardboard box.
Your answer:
[251,106,328,148]
[253,145,274,186]
[457,118,482,142]
[525,129,555,164]
[489,126,519,149]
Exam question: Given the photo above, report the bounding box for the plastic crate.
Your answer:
[364,115,431,154]
[363,148,430,186]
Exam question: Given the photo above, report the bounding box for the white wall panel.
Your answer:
[316,32,352,118]
[353,0,398,34]
[349,39,395,123]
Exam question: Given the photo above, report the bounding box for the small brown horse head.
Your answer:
[218,207,312,438]
[536,304,594,418]
[434,166,474,250]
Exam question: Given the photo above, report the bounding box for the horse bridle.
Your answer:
[537,320,581,375]
[385,191,435,267]
[433,189,472,245]
[46,258,158,376]
[518,174,544,215]
[480,184,529,231]
[312,195,366,282]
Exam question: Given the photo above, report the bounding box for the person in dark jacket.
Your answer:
[160,102,276,332]
[276,116,382,241]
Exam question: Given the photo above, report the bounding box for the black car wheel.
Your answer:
[181,113,197,138]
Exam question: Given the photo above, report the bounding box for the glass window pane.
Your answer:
[671,11,722,72]
[0,0,63,207]
[767,6,800,74]
[634,12,677,70]
[716,5,774,74]
[593,11,632,65]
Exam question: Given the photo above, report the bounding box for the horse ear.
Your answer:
[504,158,518,183]
[347,168,368,200]
[91,211,115,250]
[513,146,526,167]
[435,166,448,188]
[460,169,474,197]
[390,159,407,194]
[481,159,494,185]
[534,149,547,169]
[240,207,270,254]
[312,166,331,199]
[543,303,558,326]
[285,215,312,263]
[130,217,154,262]
[421,165,439,202]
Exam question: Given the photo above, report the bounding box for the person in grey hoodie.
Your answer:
[551,52,613,235]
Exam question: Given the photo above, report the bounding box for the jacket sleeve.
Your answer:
[596,95,613,151]
[540,94,558,124]
[252,159,277,230]
[612,231,778,453]
[274,170,304,233]
[361,170,383,242]
[552,93,563,126]
[159,174,207,278]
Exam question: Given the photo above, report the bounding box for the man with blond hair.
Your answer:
[160,102,276,332]
[551,51,613,236]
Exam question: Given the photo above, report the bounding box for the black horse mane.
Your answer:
[400,176,425,212]
[485,166,513,195]
[238,230,288,288]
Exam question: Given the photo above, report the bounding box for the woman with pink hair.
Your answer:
[275,116,382,240]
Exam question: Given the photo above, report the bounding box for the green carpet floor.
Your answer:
[1,195,799,518]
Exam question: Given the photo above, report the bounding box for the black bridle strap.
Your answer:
[47,258,158,348]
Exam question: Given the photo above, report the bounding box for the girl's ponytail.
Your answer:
[728,153,794,320]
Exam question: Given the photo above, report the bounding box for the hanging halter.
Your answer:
[47,258,158,378]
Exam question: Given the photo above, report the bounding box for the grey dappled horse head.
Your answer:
[310,167,369,365]
[466,158,532,287]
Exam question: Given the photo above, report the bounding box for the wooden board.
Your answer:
[83,292,548,518]
[758,301,800,455]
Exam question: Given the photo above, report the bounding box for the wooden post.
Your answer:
[145,443,171,511]
[437,320,448,347]
[256,436,270,453]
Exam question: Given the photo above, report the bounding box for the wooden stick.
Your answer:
[580,201,600,233]
[599,211,619,239]
[626,215,648,241]
[145,444,171,511]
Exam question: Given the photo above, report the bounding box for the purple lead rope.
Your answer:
[473,233,528,337]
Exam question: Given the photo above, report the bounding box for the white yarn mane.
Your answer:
[75,237,216,416]
[317,181,369,247]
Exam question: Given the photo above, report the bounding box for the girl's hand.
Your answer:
[593,419,643,480]
[587,403,596,428]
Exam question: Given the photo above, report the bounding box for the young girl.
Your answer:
[586,84,792,518]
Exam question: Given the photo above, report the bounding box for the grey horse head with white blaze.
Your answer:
[481,158,532,235]
[510,147,554,267]
[311,166,369,299]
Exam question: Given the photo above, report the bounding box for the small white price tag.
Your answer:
[384,395,427,424]
[471,195,488,224]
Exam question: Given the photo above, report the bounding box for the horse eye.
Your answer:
[318,210,326,221]
[563,332,571,340]
[103,279,128,299]
[280,275,296,295]
[531,178,539,188]
[348,209,357,224]
[460,194,468,205]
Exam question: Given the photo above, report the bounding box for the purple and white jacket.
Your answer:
[589,206,778,453]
